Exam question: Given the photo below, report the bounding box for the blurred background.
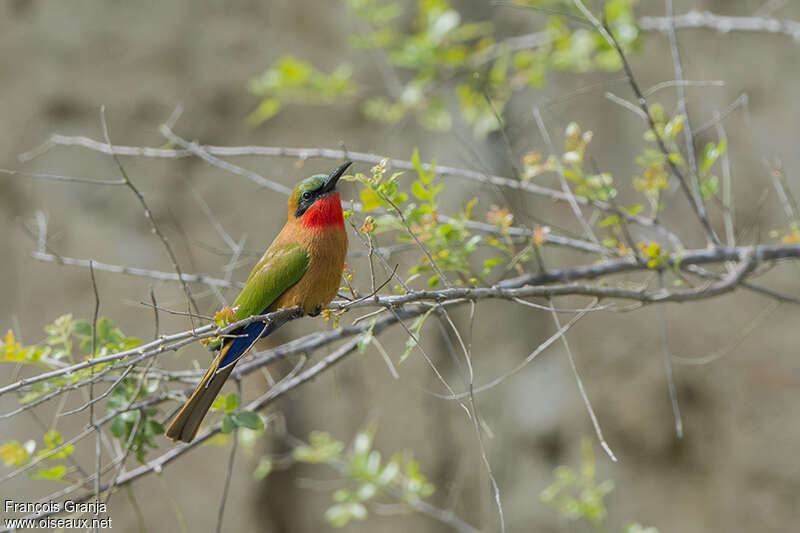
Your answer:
[1,1,799,531]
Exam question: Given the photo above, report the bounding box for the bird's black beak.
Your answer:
[322,160,352,193]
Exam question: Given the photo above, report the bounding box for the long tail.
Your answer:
[165,344,235,443]
[165,312,301,443]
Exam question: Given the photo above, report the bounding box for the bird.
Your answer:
[165,161,351,443]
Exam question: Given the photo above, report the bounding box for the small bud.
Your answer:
[359,215,375,234]
[532,225,550,246]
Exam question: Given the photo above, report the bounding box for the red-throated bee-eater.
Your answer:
[165,161,351,442]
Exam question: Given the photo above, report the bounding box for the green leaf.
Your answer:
[626,203,644,215]
[29,465,66,481]
[212,395,225,411]
[325,502,367,527]
[247,98,282,126]
[43,430,63,449]
[39,431,74,460]
[253,456,273,480]
[224,392,240,412]
[664,114,684,139]
[110,416,128,438]
[357,320,376,354]
[700,175,720,199]
[410,148,424,179]
[73,319,92,338]
[232,410,263,431]
[359,188,382,212]
[97,317,112,343]
[221,413,236,434]
[293,431,344,464]
[411,180,431,200]
[144,420,165,438]
[0,440,31,467]
[598,215,620,228]
[701,141,723,172]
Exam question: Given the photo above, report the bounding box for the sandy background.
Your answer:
[1,1,799,531]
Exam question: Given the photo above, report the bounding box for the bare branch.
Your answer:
[639,10,800,42]
[31,251,240,289]
[19,135,668,235]
[549,301,617,461]
[0,168,124,185]
[666,0,700,188]
[99,107,201,318]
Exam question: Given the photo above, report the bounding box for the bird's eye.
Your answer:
[302,191,313,201]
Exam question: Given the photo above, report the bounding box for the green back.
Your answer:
[232,242,309,320]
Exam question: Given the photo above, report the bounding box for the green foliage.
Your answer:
[248,0,641,137]
[635,104,727,211]
[540,438,614,527]
[293,431,346,464]
[107,379,164,463]
[1,430,75,482]
[73,316,141,354]
[637,241,668,269]
[345,153,488,288]
[344,138,656,291]
[253,456,273,481]
[220,410,264,434]
[357,319,377,354]
[0,440,35,467]
[542,438,658,532]
[292,426,435,528]
[1,315,141,406]
[212,391,240,412]
[247,56,355,125]
[28,465,67,481]
[698,140,725,200]
[39,430,75,460]
[561,122,617,202]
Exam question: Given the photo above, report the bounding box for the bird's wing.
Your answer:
[231,242,309,321]
[166,242,309,442]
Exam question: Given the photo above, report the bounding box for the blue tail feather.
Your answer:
[216,308,303,368]
[219,320,280,368]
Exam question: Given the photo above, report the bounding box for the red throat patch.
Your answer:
[300,193,345,229]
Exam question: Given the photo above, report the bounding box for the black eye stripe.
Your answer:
[294,179,328,218]
[295,189,321,218]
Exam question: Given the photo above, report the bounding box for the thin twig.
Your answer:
[380,193,453,288]
[549,301,617,462]
[571,0,719,245]
[216,380,240,533]
[19,135,671,235]
[0,168,125,185]
[99,107,201,320]
[715,114,736,246]
[657,273,683,439]
[160,124,292,195]
[533,106,603,249]
[639,10,800,42]
[31,251,239,288]
[88,261,102,510]
[666,0,700,192]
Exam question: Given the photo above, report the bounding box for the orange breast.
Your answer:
[270,222,348,313]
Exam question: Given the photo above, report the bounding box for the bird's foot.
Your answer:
[307,306,323,317]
